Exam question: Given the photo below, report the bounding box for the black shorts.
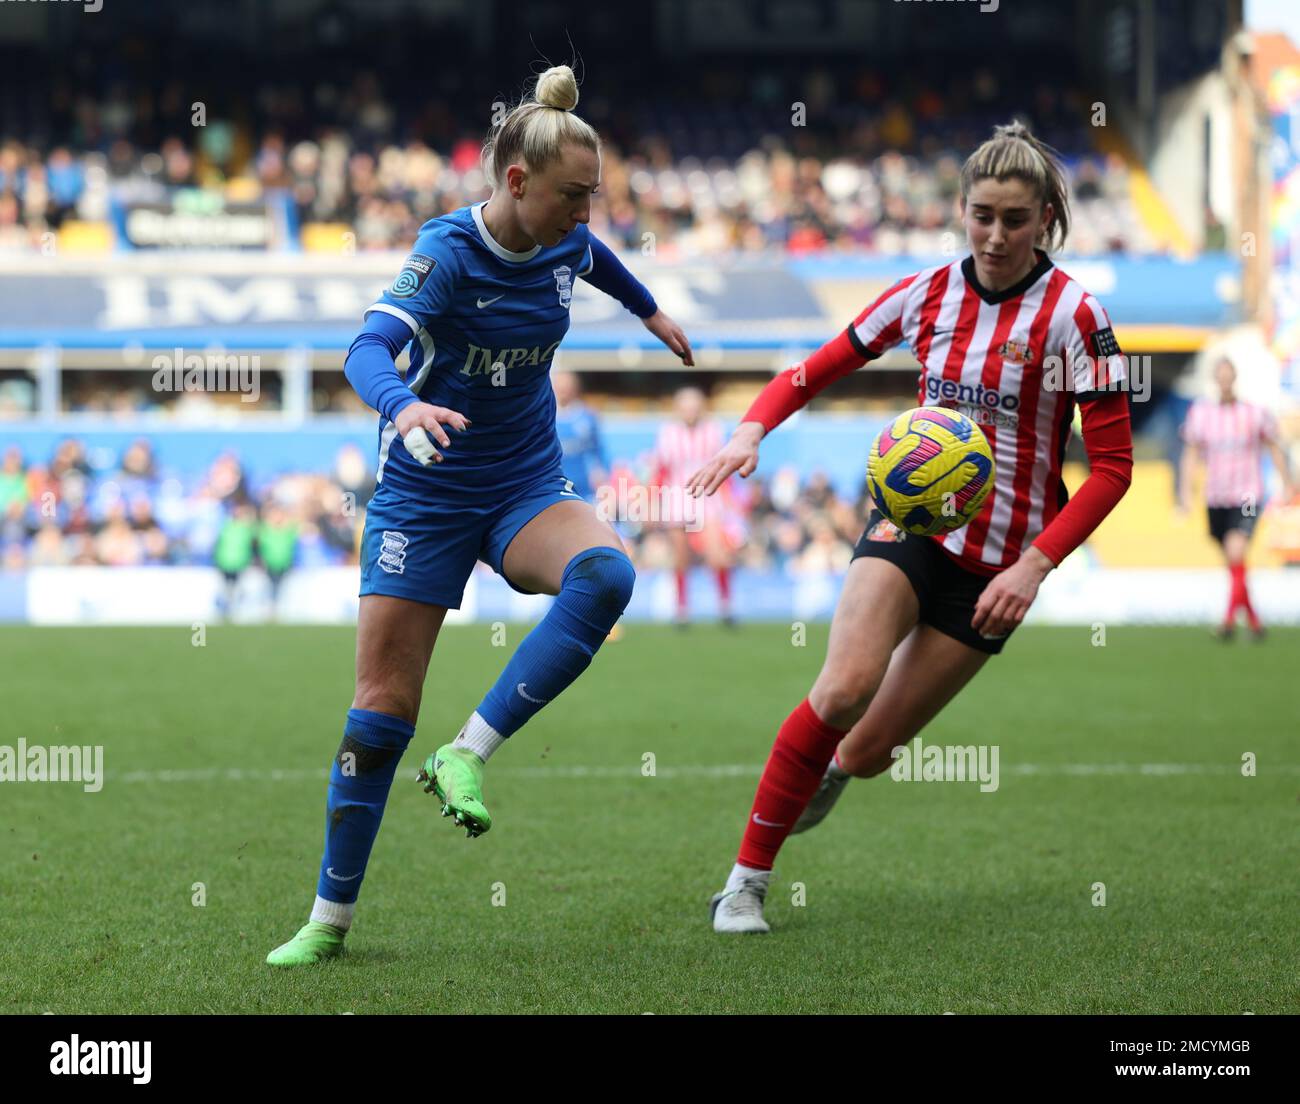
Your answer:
[1207,506,1256,545]
[851,510,1014,655]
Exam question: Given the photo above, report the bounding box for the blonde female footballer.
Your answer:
[689,123,1134,933]
[268,65,695,965]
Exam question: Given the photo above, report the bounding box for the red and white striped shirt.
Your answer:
[746,252,1132,575]
[1181,398,1279,508]
[848,255,1126,573]
[653,418,727,525]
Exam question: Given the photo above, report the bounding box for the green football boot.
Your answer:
[265,920,346,967]
[417,744,491,838]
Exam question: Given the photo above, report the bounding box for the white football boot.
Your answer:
[790,760,852,835]
[710,874,771,933]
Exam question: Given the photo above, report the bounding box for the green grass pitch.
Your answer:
[0,623,1295,1014]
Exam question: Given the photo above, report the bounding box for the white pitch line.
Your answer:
[108,762,1299,784]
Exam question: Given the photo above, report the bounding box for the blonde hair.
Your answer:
[483,65,601,190]
[960,121,1071,252]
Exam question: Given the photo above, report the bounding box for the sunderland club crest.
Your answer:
[866,516,907,543]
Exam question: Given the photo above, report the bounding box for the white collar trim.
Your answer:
[472,202,541,263]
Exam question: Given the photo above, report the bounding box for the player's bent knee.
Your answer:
[352,679,421,725]
[811,667,886,729]
[562,546,636,625]
[810,685,874,730]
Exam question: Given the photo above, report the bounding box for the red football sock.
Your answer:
[675,569,688,615]
[716,567,732,611]
[737,698,847,871]
[1224,564,1243,626]
[1232,563,1261,631]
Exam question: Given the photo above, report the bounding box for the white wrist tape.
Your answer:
[403,425,439,466]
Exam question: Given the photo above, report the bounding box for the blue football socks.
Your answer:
[476,547,635,738]
[316,707,415,907]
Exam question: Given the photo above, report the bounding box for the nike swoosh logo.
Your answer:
[326,867,362,881]
[752,813,786,827]
[477,295,504,308]
[517,682,550,704]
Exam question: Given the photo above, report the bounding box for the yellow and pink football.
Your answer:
[866,406,995,536]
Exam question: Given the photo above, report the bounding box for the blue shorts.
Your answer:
[360,468,584,608]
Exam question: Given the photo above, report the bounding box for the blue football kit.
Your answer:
[270,200,665,931]
[345,202,654,608]
[282,203,657,928]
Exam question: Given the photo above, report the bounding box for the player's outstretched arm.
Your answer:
[641,309,695,366]
[688,327,870,498]
[580,234,695,365]
[687,421,765,498]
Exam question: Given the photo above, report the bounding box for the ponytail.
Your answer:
[960,120,1071,251]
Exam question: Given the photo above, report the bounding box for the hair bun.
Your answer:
[535,65,579,111]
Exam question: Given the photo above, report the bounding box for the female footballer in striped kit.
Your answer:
[689,123,1135,933]
[268,65,694,966]
[652,386,744,626]
[1179,357,1293,639]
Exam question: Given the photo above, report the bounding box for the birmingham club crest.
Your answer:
[378,530,409,574]
[553,265,573,309]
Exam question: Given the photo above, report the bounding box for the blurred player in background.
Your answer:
[690,122,1133,933]
[267,65,695,967]
[652,386,743,626]
[553,370,609,501]
[554,369,623,639]
[258,502,298,617]
[1179,357,1293,640]
[213,501,257,620]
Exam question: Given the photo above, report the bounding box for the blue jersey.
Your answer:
[555,403,607,500]
[365,203,594,500]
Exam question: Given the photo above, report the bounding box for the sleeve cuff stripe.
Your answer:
[578,245,594,276]
[845,324,870,360]
[365,303,420,334]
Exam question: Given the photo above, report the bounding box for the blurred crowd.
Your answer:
[0,64,1153,256]
[0,437,866,578]
[627,465,867,575]
[733,469,868,574]
[0,439,372,574]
